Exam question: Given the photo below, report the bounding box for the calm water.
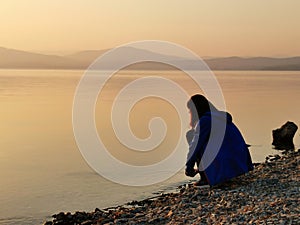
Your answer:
[0,69,299,224]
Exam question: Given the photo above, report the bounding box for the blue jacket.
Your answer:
[186,111,253,186]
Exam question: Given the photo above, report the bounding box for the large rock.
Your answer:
[272,121,298,150]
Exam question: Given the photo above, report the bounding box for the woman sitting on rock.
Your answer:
[185,94,253,186]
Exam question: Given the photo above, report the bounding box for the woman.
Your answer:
[185,94,253,186]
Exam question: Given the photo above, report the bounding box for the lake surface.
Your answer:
[0,69,299,224]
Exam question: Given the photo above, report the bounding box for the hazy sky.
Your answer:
[1,0,299,56]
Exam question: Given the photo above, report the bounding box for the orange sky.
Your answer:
[0,0,299,56]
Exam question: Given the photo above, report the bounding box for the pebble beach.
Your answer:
[44,150,299,225]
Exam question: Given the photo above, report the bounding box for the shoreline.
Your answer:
[44,150,299,225]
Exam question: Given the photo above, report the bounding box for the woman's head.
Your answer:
[187,94,213,127]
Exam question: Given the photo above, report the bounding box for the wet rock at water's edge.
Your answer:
[272,121,298,150]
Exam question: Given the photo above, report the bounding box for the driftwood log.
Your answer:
[272,121,298,150]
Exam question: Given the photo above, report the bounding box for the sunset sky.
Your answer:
[1,0,299,56]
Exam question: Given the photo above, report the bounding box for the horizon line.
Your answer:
[0,46,299,59]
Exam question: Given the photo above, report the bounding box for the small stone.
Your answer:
[166,210,173,217]
[43,222,52,225]
[114,218,128,223]
[95,207,101,212]
[81,220,93,225]
[53,212,65,222]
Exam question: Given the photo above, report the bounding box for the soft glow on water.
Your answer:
[0,69,299,224]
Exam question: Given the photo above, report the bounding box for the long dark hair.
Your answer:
[187,94,217,127]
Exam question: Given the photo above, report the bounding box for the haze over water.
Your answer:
[0,69,299,224]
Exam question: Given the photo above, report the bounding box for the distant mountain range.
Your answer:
[0,47,300,70]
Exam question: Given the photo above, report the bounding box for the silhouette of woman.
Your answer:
[185,94,253,186]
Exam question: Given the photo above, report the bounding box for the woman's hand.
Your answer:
[185,167,198,177]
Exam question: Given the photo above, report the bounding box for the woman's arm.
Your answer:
[186,116,211,171]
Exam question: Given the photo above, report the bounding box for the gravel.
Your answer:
[44,150,299,225]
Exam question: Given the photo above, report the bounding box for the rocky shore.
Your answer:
[44,150,299,225]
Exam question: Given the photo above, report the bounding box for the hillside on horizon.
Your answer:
[0,47,300,71]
